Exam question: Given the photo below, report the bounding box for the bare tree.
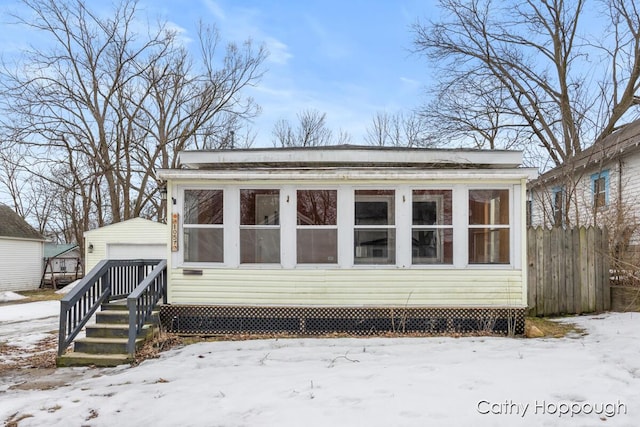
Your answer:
[0,0,266,241]
[272,109,351,147]
[413,0,640,166]
[365,111,434,147]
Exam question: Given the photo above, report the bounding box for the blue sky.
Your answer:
[160,0,438,145]
[1,0,438,146]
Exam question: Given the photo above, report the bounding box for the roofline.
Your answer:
[530,119,640,187]
[83,217,166,235]
[176,146,524,170]
[0,235,47,243]
[158,167,539,181]
[44,244,79,258]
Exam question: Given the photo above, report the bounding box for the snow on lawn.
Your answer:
[0,306,639,427]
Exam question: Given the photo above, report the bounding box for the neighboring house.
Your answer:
[0,204,46,292]
[528,119,640,263]
[83,218,167,272]
[157,145,537,335]
[42,243,83,288]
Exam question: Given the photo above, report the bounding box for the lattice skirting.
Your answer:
[160,305,525,336]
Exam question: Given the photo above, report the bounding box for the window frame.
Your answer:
[411,190,453,265]
[591,170,609,210]
[295,189,339,264]
[467,188,511,265]
[239,189,282,265]
[173,184,519,270]
[552,186,564,227]
[181,188,225,265]
[353,190,396,265]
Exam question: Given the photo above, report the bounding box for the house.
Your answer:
[528,119,640,276]
[83,217,167,272]
[0,204,46,292]
[42,243,83,288]
[156,145,537,335]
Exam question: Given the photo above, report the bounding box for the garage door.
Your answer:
[107,243,166,260]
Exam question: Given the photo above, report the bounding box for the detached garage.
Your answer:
[0,204,46,292]
[83,218,167,272]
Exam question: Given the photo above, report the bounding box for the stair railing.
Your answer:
[126,259,167,355]
[58,259,164,357]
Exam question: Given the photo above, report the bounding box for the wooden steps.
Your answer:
[57,302,159,367]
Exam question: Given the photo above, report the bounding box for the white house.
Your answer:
[528,119,640,270]
[157,145,537,335]
[83,218,167,272]
[0,204,45,292]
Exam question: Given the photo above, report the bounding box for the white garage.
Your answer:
[83,218,167,272]
[0,204,45,292]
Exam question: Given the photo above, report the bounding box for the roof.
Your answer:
[83,217,166,236]
[176,145,526,170]
[44,243,79,259]
[0,204,44,241]
[530,119,640,187]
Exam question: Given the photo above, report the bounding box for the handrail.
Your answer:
[126,259,167,355]
[58,259,163,357]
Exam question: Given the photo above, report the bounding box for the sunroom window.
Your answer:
[412,190,453,264]
[468,189,510,264]
[297,190,338,264]
[354,190,395,265]
[183,190,224,263]
[240,189,280,263]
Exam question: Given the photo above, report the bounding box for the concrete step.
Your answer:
[86,323,155,339]
[57,352,132,367]
[96,310,129,324]
[96,309,161,325]
[101,301,129,311]
[73,337,144,354]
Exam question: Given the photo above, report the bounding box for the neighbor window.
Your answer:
[552,187,564,227]
[412,190,453,264]
[297,190,338,263]
[468,189,510,264]
[354,190,395,264]
[183,189,224,263]
[240,189,280,263]
[591,170,609,209]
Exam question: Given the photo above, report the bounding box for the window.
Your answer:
[412,190,453,264]
[297,190,338,264]
[552,187,564,227]
[183,190,224,262]
[240,189,280,263]
[591,170,609,209]
[354,190,395,264]
[468,189,510,264]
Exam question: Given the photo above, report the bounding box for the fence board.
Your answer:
[564,227,574,313]
[535,228,545,316]
[527,226,609,316]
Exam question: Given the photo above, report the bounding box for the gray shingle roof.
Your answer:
[530,119,640,187]
[0,204,44,240]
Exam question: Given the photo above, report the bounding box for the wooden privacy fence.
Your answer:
[527,226,610,317]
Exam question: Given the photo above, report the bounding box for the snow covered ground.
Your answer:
[0,300,638,427]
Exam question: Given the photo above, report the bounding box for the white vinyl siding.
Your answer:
[0,238,43,292]
[84,218,167,272]
[167,268,525,307]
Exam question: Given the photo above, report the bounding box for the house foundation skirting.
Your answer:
[159,305,525,336]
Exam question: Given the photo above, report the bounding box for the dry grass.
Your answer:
[132,331,185,365]
[14,289,63,303]
[525,316,586,338]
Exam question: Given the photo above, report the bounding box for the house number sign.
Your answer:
[171,213,179,252]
